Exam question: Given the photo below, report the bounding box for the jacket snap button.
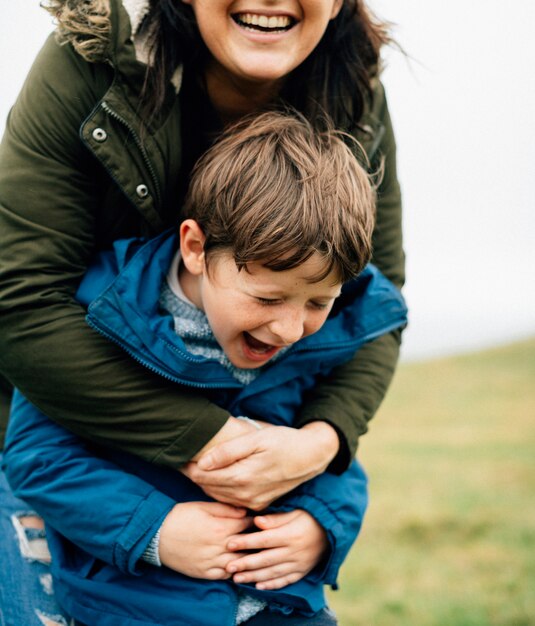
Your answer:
[92,128,107,142]
[136,184,149,199]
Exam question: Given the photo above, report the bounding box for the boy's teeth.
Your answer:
[236,13,292,30]
[245,333,273,354]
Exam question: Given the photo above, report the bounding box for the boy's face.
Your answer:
[180,222,342,369]
[198,253,341,369]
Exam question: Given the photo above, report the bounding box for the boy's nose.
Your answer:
[268,309,305,345]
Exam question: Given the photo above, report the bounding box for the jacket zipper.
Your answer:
[101,101,162,205]
[87,305,405,392]
[86,315,240,391]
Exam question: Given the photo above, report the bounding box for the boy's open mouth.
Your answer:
[243,331,279,358]
[232,13,296,33]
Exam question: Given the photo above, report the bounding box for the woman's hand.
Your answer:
[225,510,329,590]
[182,422,339,510]
[158,502,253,579]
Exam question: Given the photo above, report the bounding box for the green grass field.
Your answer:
[328,338,535,626]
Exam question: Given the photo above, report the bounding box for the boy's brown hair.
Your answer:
[183,111,376,283]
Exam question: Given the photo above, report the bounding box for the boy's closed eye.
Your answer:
[255,297,282,306]
[307,301,332,311]
[255,296,333,311]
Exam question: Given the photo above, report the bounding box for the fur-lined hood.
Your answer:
[42,0,150,63]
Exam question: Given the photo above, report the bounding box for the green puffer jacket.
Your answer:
[0,0,404,468]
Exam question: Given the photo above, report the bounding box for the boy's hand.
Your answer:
[224,509,328,590]
[183,422,339,510]
[159,502,253,579]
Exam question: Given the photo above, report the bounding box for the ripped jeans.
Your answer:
[0,456,76,626]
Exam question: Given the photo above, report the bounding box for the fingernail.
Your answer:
[234,575,244,583]
[256,516,267,525]
[227,565,237,573]
[228,541,238,550]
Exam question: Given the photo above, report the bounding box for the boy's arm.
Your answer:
[3,390,175,574]
[4,390,251,579]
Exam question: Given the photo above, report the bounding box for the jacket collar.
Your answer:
[121,0,184,92]
[81,232,408,393]
[50,0,182,94]
[122,0,151,35]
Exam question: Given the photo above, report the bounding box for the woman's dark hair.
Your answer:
[143,0,390,130]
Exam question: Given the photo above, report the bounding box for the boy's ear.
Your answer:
[180,219,206,276]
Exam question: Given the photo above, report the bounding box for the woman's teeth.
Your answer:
[234,13,294,32]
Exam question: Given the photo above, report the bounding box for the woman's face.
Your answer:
[182,0,343,87]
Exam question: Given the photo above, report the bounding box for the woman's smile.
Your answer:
[182,1,343,88]
[231,12,296,33]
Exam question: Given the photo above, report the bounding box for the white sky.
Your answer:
[1,2,534,361]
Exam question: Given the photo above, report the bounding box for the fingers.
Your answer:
[228,554,304,589]
[226,516,256,536]
[255,573,303,590]
[180,461,195,479]
[205,502,248,519]
[201,549,250,581]
[197,433,261,470]
[227,547,287,575]
[227,527,281,552]
[185,466,277,511]
[186,463,241,488]
[253,511,299,530]
[227,513,302,552]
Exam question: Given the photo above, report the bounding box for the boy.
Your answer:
[4,112,407,626]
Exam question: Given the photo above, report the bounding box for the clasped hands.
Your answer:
[159,502,328,590]
[159,417,339,589]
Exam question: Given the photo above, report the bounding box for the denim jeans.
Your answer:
[0,454,74,626]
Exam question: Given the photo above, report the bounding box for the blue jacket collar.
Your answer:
[79,231,407,394]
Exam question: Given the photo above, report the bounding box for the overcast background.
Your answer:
[1,2,534,361]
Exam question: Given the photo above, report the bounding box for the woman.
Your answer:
[0,0,404,622]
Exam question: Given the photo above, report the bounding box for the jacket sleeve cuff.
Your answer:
[141,527,162,567]
[298,419,352,475]
[113,490,174,575]
[152,404,230,467]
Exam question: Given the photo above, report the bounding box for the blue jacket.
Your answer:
[4,231,407,626]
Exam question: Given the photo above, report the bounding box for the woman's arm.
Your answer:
[294,82,405,466]
[183,421,340,511]
[0,36,230,463]
[1,36,400,501]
